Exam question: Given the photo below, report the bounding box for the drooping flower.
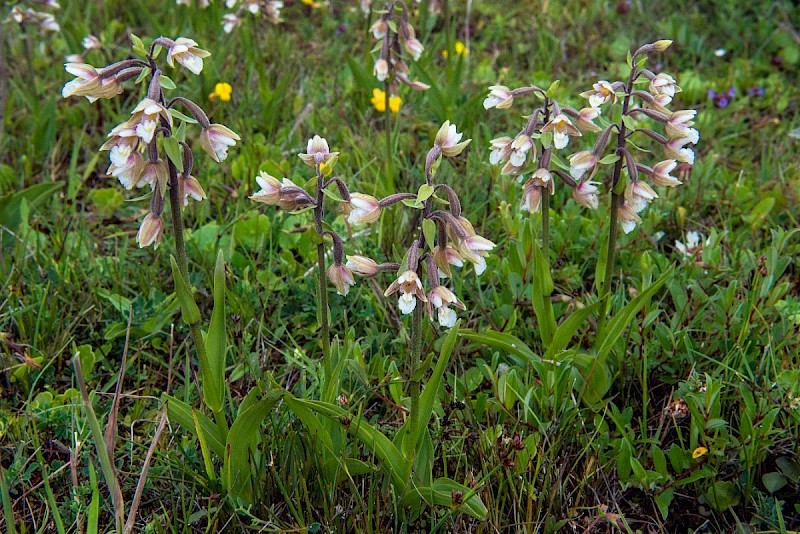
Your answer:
[520,169,554,213]
[299,135,339,169]
[328,263,355,296]
[427,286,466,328]
[434,121,471,157]
[200,123,240,162]
[374,58,389,81]
[488,136,514,166]
[432,244,464,278]
[404,37,424,61]
[222,13,240,33]
[384,270,427,315]
[181,175,206,206]
[572,180,601,209]
[451,217,495,275]
[137,213,163,249]
[82,35,102,50]
[541,114,581,150]
[346,193,382,225]
[665,110,699,143]
[509,134,534,168]
[580,80,617,108]
[106,138,145,190]
[370,19,387,39]
[568,150,598,180]
[138,159,169,193]
[483,85,513,110]
[649,73,681,102]
[166,37,211,75]
[250,171,282,204]
[618,201,643,234]
[651,160,682,187]
[62,63,121,102]
[665,137,695,165]
[574,107,602,132]
[626,180,658,213]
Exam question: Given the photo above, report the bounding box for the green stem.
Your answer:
[541,190,550,261]
[167,161,224,428]
[315,166,332,388]
[409,299,423,448]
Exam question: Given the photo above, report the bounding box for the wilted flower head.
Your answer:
[541,114,581,150]
[166,37,211,75]
[346,193,381,225]
[580,80,617,108]
[137,213,164,249]
[200,124,240,162]
[299,135,338,168]
[384,270,427,315]
[435,121,471,157]
[328,263,355,296]
[483,85,513,110]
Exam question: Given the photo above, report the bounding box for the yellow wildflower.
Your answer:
[209,82,232,102]
[442,41,468,59]
[692,446,708,459]
[371,88,402,114]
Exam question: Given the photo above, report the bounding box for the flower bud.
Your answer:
[374,58,389,81]
[250,171,282,204]
[483,85,514,110]
[345,255,381,277]
[137,213,163,249]
[346,193,382,225]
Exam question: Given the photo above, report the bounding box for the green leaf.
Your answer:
[762,472,787,494]
[417,184,435,203]
[203,251,227,413]
[599,154,621,165]
[161,136,183,173]
[169,108,198,124]
[134,67,151,84]
[224,391,282,501]
[458,330,539,366]
[703,481,740,512]
[531,239,556,346]
[572,352,611,406]
[545,80,560,98]
[0,181,64,247]
[169,257,201,325]
[422,219,436,251]
[622,115,637,131]
[652,446,668,478]
[159,75,177,90]
[163,394,226,457]
[595,268,673,364]
[654,488,673,520]
[547,299,605,358]
[193,410,216,482]
[409,322,459,453]
[416,477,488,519]
[292,398,410,489]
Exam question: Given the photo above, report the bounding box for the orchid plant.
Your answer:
[249,121,493,518]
